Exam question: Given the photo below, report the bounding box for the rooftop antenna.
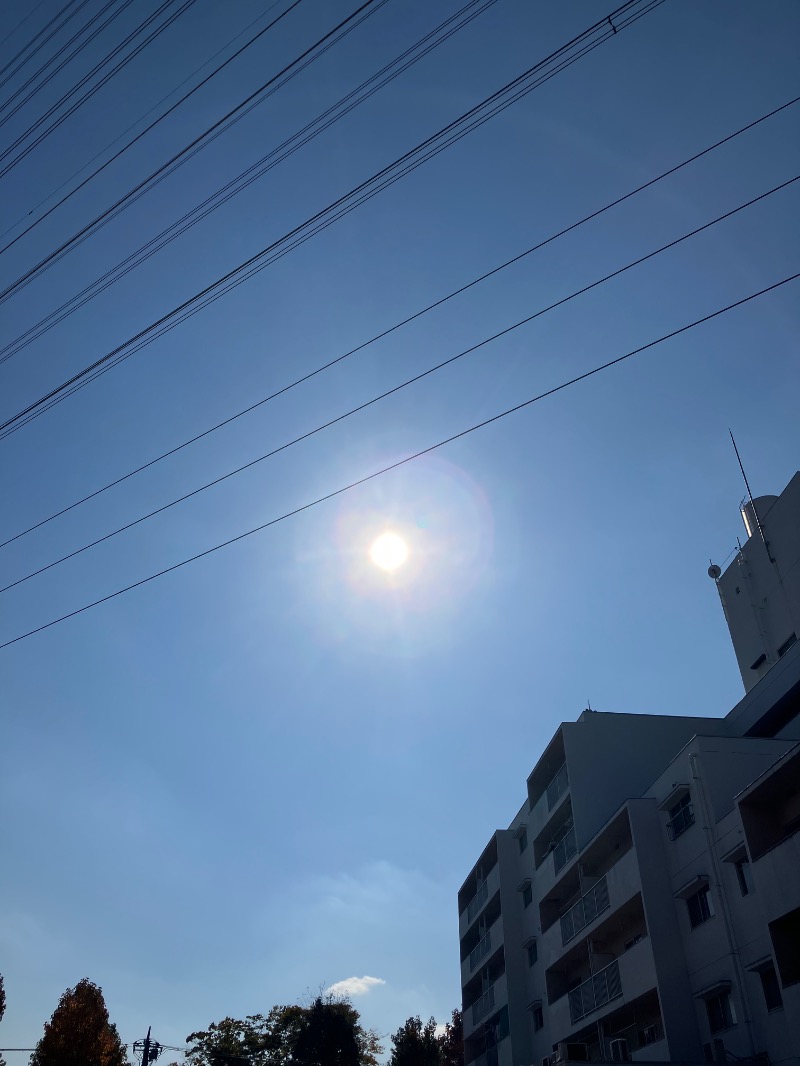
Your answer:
[729,429,773,560]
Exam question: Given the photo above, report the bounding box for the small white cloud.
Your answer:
[327,975,386,997]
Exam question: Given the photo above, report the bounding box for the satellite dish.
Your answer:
[708,564,722,580]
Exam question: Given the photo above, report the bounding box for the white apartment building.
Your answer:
[458,473,800,1066]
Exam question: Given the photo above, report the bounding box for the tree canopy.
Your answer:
[388,1016,440,1066]
[184,996,381,1066]
[388,1012,463,1066]
[438,1011,464,1066]
[30,979,127,1066]
[1,973,7,1066]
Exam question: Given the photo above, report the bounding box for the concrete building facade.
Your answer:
[458,474,800,1066]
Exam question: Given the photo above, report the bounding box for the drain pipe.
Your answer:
[689,753,757,1057]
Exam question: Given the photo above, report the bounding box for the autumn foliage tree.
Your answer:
[30,979,127,1066]
[438,1011,464,1066]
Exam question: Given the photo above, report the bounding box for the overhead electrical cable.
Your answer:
[0,0,50,52]
[0,0,382,278]
[0,0,137,127]
[0,0,88,89]
[0,0,293,248]
[0,0,665,436]
[2,174,795,594]
[0,97,793,553]
[1,272,796,651]
[0,0,204,175]
[0,0,503,363]
[0,3,285,244]
[0,0,658,303]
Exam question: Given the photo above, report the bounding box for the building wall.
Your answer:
[715,472,800,693]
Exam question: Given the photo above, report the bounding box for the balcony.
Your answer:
[472,986,496,1025]
[568,958,622,1024]
[547,934,655,1042]
[547,763,569,811]
[470,931,492,971]
[463,972,508,1041]
[666,803,694,840]
[561,876,610,945]
[468,880,489,925]
[553,825,578,874]
[460,863,501,939]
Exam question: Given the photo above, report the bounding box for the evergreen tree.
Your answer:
[30,979,126,1066]
[185,997,381,1066]
[389,1016,440,1066]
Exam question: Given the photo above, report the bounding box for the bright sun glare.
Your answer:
[369,531,409,572]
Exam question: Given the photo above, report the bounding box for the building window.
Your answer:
[705,991,736,1034]
[532,1004,543,1031]
[518,827,528,853]
[522,883,533,908]
[758,963,784,1012]
[668,793,695,839]
[735,858,754,897]
[687,885,714,928]
[527,940,538,966]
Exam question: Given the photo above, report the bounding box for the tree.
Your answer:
[185,997,381,1066]
[1,973,7,1066]
[389,1016,440,1066]
[30,979,126,1066]
[437,1011,463,1066]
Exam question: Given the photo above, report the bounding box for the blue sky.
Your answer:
[1,0,798,1057]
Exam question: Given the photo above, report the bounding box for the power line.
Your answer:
[1,94,792,553]
[0,0,291,250]
[0,0,88,89]
[3,174,794,594]
[1,272,796,651]
[0,0,49,52]
[0,0,379,285]
[0,0,204,176]
[0,0,502,363]
[0,0,664,436]
[0,0,137,128]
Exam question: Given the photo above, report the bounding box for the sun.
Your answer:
[369,531,409,572]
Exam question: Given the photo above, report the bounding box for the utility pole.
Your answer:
[134,1027,163,1066]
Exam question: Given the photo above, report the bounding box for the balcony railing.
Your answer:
[472,1049,499,1066]
[547,763,569,811]
[470,931,492,971]
[568,959,622,1024]
[560,875,610,944]
[553,825,578,874]
[467,880,489,925]
[472,986,495,1025]
[667,803,695,840]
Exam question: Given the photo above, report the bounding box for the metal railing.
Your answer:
[560,875,610,944]
[546,763,569,810]
[469,930,491,971]
[472,986,495,1024]
[568,959,622,1024]
[472,1049,499,1066]
[667,803,695,839]
[553,825,577,873]
[467,879,489,924]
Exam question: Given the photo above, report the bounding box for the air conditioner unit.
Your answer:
[556,1043,588,1063]
[610,1039,630,1063]
[641,1025,658,1046]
